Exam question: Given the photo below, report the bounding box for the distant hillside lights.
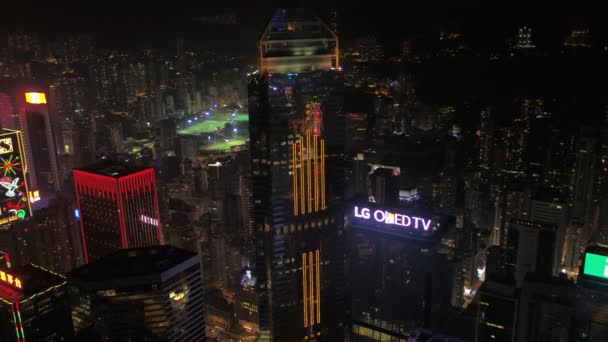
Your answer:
[353,206,433,231]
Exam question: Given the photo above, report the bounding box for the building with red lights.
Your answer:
[73,162,163,263]
[0,262,72,341]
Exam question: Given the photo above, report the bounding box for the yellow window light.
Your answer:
[25,92,47,104]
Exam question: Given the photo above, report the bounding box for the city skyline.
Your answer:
[1,4,608,342]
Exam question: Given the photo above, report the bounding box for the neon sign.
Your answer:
[28,190,40,204]
[0,270,22,290]
[0,130,32,222]
[0,138,14,155]
[140,214,159,226]
[353,206,432,231]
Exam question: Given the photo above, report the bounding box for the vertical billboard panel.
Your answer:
[0,129,32,224]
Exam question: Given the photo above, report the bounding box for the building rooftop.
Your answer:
[258,8,338,74]
[510,219,556,231]
[262,8,336,41]
[75,161,151,179]
[68,245,196,286]
[0,263,66,304]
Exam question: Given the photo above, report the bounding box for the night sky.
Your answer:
[1,2,606,55]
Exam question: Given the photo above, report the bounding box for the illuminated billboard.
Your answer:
[28,190,41,204]
[583,252,608,280]
[0,269,23,290]
[24,92,47,104]
[0,129,32,225]
[350,203,439,238]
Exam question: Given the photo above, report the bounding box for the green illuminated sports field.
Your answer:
[200,139,248,152]
[179,120,225,134]
[177,110,249,153]
[178,112,249,135]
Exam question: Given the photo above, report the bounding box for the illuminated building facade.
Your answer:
[22,88,56,188]
[235,275,260,333]
[249,8,345,341]
[0,262,72,341]
[0,82,60,200]
[348,201,452,340]
[574,246,608,340]
[0,129,32,225]
[346,113,368,153]
[514,26,536,50]
[68,245,205,341]
[73,162,163,263]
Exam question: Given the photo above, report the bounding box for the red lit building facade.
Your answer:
[73,163,163,263]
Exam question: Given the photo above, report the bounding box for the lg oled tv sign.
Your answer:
[352,205,436,237]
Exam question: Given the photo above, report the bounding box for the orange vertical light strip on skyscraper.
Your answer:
[316,249,321,324]
[309,251,314,325]
[302,253,308,327]
[300,137,305,214]
[293,143,298,216]
[307,130,312,212]
[321,140,325,209]
[314,135,318,212]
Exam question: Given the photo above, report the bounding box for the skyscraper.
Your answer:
[514,26,536,50]
[369,165,400,204]
[22,91,60,196]
[0,82,60,202]
[12,197,84,273]
[73,162,163,263]
[478,107,494,169]
[68,245,205,341]
[348,202,449,340]
[248,8,345,341]
[476,246,518,342]
[0,262,72,341]
[515,274,576,341]
[507,220,558,287]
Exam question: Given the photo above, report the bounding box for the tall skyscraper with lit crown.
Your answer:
[248,8,345,341]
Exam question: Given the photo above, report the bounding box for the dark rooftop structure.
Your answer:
[0,263,66,304]
[75,161,150,179]
[67,245,197,289]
